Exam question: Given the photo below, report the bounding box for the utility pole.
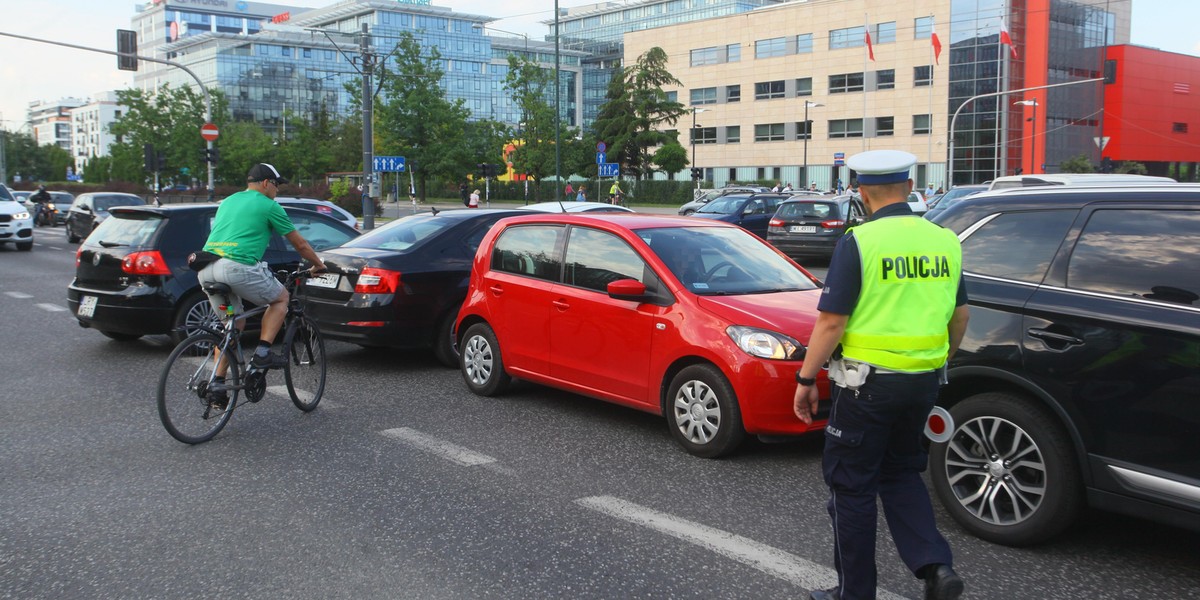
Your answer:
[359,23,376,230]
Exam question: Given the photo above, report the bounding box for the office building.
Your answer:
[69,92,124,177]
[28,98,86,152]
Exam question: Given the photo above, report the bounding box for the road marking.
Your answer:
[266,385,336,408]
[4,292,33,299]
[380,427,497,466]
[47,246,62,250]
[574,495,907,600]
[36,303,67,312]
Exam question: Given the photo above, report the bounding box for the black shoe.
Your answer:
[809,588,840,600]
[924,564,964,600]
[250,351,286,370]
[206,384,229,412]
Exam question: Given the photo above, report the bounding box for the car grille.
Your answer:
[0,214,12,223]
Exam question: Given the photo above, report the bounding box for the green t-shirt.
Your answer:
[203,189,296,265]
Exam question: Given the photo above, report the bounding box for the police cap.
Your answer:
[847,150,917,185]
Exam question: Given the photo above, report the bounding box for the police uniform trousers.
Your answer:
[821,370,952,600]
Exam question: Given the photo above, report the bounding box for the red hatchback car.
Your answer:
[455,213,830,457]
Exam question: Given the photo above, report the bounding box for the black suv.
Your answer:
[928,185,1200,546]
[67,204,359,343]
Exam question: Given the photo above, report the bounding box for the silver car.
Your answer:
[677,186,770,215]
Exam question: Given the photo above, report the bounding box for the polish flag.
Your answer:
[1000,18,1018,59]
[865,19,875,61]
[931,20,943,64]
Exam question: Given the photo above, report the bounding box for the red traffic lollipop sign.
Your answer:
[200,123,219,142]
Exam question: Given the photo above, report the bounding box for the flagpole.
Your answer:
[998,6,1012,179]
[863,13,869,153]
[928,14,935,189]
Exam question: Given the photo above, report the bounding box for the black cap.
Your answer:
[246,163,289,184]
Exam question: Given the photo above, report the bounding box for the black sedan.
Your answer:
[687,193,788,238]
[766,195,866,261]
[68,204,359,343]
[301,208,528,367]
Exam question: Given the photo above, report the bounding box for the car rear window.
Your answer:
[90,213,165,249]
[777,201,837,219]
[343,212,452,251]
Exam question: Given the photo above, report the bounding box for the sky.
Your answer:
[1,0,1197,131]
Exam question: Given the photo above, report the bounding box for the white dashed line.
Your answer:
[265,385,336,408]
[380,427,497,466]
[574,495,908,600]
[36,303,67,312]
[4,292,33,299]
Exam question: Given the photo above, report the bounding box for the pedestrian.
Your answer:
[836,178,844,194]
[772,181,782,193]
[564,182,574,201]
[459,182,470,207]
[924,182,935,198]
[469,189,480,208]
[576,186,586,202]
[793,150,969,600]
[782,182,793,192]
[810,181,818,192]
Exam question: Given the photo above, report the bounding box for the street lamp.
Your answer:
[802,101,823,187]
[690,107,707,190]
[1014,99,1038,174]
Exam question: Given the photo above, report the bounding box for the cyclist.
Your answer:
[197,163,327,394]
[608,180,624,205]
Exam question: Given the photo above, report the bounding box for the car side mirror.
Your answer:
[607,278,649,302]
[81,205,92,213]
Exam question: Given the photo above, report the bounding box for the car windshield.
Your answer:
[91,213,164,249]
[342,212,454,251]
[0,187,13,201]
[696,196,747,215]
[50,192,74,205]
[640,226,818,295]
[96,195,146,212]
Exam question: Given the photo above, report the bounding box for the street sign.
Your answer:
[598,162,620,177]
[596,152,606,164]
[1094,136,1110,150]
[200,123,219,142]
[596,141,607,152]
[834,152,845,166]
[373,155,406,172]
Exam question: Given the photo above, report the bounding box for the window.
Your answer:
[913,114,932,135]
[564,228,646,293]
[755,80,786,100]
[914,16,933,39]
[961,211,1076,283]
[492,225,565,281]
[690,87,717,105]
[666,91,678,103]
[690,46,719,66]
[915,65,933,87]
[829,26,866,50]
[725,125,740,144]
[875,69,895,90]
[755,37,787,59]
[796,120,812,140]
[726,43,740,62]
[691,127,717,145]
[796,33,813,54]
[1068,209,1200,304]
[796,77,812,97]
[875,116,894,136]
[829,119,864,138]
[754,123,786,142]
[829,72,865,94]
[1173,122,1189,133]
[875,21,896,44]
[725,85,741,103]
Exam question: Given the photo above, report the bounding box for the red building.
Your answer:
[1102,45,1200,178]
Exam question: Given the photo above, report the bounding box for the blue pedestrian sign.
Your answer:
[596,152,606,164]
[598,162,620,177]
[373,155,406,172]
[833,152,845,166]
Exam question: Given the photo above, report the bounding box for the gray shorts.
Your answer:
[198,258,285,319]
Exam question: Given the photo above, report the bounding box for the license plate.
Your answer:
[78,295,98,318]
[789,225,818,233]
[306,273,340,289]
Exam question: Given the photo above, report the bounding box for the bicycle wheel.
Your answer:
[157,333,239,444]
[283,314,326,412]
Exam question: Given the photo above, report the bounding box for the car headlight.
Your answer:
[14,211,30,220]
[726,325,805,360]
[47,203,56,211]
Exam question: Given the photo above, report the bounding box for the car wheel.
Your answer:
[432,309,460,369]
[16,241,32,251]
[460,322,511,396]
[682,209,695,216]
[665,364,746,458]
[171,293,218,345]
[99,330,142,341]
[929,391,1083,546]
[67,223,81,244]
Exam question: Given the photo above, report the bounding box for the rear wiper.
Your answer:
[98,241,128,248]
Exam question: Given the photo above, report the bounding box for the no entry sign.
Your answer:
[200,123,219,142]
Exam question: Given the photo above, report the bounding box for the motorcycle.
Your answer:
[35,203,57,227]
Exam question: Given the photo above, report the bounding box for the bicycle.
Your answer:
[157,267,326,444]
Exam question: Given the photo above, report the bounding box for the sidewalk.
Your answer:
[376,199,679,219]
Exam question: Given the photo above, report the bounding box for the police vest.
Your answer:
[841,216,962,372]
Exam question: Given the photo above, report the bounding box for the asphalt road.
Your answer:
[2,225,1198,599]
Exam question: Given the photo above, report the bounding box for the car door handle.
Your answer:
[552,299,569,310]
[488,285,504,296]
[1027,328,1083,347]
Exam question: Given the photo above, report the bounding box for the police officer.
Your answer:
[793,150,970,600]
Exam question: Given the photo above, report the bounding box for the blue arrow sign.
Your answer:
[373,155,406,172]
[596,152,606,164]
[598,162,620,177]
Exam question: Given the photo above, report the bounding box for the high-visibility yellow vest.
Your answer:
[840,215,962,372]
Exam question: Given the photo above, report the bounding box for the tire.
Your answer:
[99,330,142,341]
[16,241,32,251]
[432,309,460,369]
[171,293,218,345]
[67,223,81,244]
[157,333,237,444]
[460,322,511,396]
[665,364,746,458]
[283,314,325,412]
[929,391,1083,546]
[682,209,696,216]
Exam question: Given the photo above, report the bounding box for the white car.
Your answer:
[520,200,635,213]
[907,191,929,214]
[275,197,358,230]
[0,185,34,251]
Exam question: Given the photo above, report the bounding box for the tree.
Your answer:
[108,84,229,186]
[1058,154,1095,173]
[591,47,688,180]
[502,54,560,193]
[652,135,688,175]
[2,130,73,183]
[1115,160,1148,175]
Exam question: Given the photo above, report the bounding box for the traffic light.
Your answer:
[144,143,158,172]
[690,167,703,181]
[200,148,220,164]
[477,163,487,179]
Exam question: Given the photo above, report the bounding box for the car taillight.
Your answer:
[769,218,784,227]
[121,250,172,275]
[75,246,83,267]
[354,267,401,294]
[821,220,845,229]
